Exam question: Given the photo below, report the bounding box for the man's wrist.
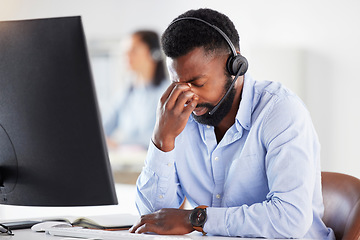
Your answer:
[152,134,175,152]
[184,210,194,232]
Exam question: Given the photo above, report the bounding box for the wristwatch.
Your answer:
[189,205,208,235]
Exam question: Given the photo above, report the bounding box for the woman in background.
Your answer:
[103,30,168,150]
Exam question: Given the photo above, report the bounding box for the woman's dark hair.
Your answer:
[161,8,240,59]
[133,30,167,86]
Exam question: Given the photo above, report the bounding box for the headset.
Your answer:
[150,48,163,62]
[168,17,248,115]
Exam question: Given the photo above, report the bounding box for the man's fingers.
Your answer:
[173,91,196,113]
[152,82,196,152]
[129,209,194,235]
[129,221,142,233]
[135,223,162,234]
[163,83,191,110]
[130,221,163,235]
[129,214,155,233]
[183,96,199,115]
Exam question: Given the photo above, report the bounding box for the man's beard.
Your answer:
[192,76,236,126]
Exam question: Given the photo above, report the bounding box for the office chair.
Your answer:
[321,171,360,240]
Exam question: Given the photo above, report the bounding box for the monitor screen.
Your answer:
[0,16,118,206]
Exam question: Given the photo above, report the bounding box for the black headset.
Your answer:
[168,17,248,115]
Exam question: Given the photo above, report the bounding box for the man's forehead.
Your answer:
[166,58,205,83]
[166,47,216,82]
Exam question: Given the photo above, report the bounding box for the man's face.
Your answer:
[167,47,235,126]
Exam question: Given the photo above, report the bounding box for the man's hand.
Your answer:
[152,83,198,152]
[129,208,194,235]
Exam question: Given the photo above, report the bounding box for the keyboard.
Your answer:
[47,226,191,240]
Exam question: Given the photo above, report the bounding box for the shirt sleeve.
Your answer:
[135,140,185,215]
[204,96,321,238]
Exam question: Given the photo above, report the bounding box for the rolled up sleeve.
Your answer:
[136,140,183,215]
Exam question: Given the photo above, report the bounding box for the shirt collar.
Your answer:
[235,73,254,131]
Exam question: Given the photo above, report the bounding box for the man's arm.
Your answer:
[135,140,184,214]
[131,82,199,235]
[135,82,198,214]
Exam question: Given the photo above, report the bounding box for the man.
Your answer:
[130,8,335,239]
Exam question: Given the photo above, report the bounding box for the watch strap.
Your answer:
[193,226,207,236]
[196,205,208,209]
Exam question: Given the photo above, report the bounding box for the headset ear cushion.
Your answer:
[226,55,248,76]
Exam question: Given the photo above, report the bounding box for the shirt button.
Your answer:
[167,163,172,167]
[216,194,221,199]
[214,157,219,161]
[206,125,211,129]
[159,195,164,199]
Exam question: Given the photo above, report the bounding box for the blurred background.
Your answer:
[1,0,359,219]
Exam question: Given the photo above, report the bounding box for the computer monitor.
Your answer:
[0,16,118,206]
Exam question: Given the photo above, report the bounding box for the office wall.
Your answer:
[1,0,359,178]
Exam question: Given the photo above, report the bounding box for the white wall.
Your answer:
[1,0,359,179]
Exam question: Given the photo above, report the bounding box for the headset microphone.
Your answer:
[168,17,248,115]
[208,62,246,115]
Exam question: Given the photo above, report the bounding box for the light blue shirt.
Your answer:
[136,74,335,239]
[103,80,168,148]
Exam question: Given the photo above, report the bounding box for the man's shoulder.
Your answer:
[251,79,306,110]
[243,75,299,109]
[248,79,309,123]
[253,80,294,98]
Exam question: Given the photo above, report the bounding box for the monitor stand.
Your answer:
[0,124,18,201]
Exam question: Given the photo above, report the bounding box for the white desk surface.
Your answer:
[5,228,312,240]
[2,212,310,240]
[1,184,310,240]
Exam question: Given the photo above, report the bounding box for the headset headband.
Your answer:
[169,17,238,56]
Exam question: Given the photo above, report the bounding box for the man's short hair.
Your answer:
[161,8,240,59]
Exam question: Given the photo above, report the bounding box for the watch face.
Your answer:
[190,208,207,227]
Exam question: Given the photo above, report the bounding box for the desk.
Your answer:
[1,185,311,240]
[0,184,138,222]
[3,213,311,240]
[6,228,312,240]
